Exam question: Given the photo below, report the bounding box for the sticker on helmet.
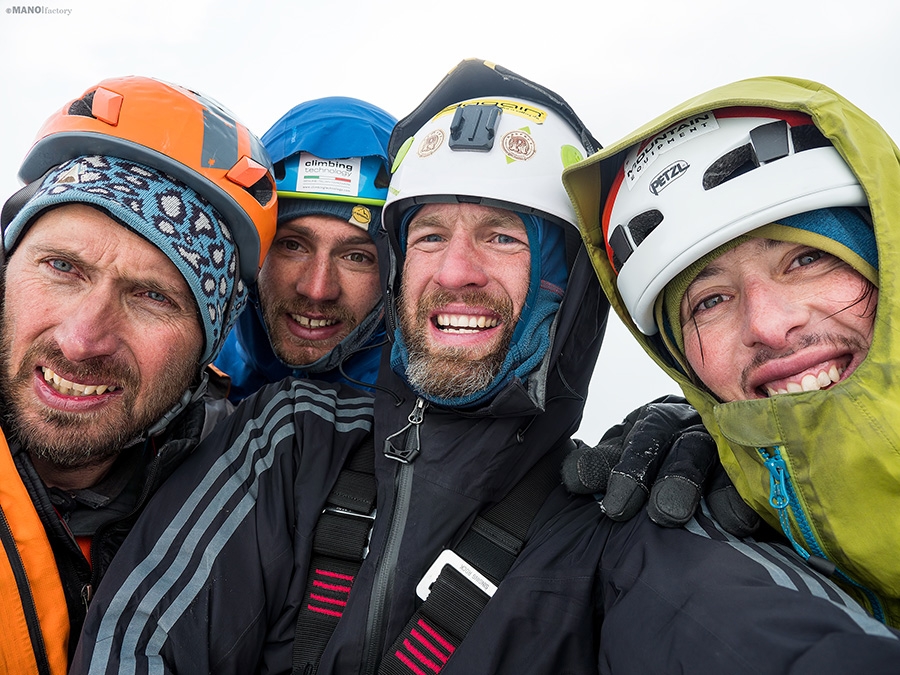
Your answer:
[295,152,362,197]
[623,113,718,190]
[434,99,547,124]
[502,129,536,162]
[649,161,690,195]
[350,205,372,227]
[418,129,445,158]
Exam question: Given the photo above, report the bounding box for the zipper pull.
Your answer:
[384,397,426,463]
[81,583,93,612]
[760,448,789,510]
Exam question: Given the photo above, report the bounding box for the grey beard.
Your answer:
[404,346,503,400]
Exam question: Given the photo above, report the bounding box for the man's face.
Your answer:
[257,214,381,366]
[0,204,202,472]
[399,203,531,399]
[680,237,876,402]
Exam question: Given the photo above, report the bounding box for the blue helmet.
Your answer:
[262,97,396,212]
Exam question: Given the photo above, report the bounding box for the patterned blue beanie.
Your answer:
[4,155,246,365]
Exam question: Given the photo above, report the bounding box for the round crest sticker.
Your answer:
[502,130,536,161]
[418,129,445,158]
[350,205,372,227]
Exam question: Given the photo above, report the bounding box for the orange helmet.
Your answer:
[15,75,277,284]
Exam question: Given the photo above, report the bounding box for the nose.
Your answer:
[431,235,490,290]
[53,285,123,361]
[740,277,810,349]
[297,255,341,302]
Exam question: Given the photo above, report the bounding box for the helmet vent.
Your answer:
[703,144,757,190]
[246,175,274,207]
[67,91,96,118]
[791,124,830,152]
[629,209,664,246]
[272,159,287,182]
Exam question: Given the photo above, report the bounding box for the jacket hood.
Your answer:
[564,76,900,618]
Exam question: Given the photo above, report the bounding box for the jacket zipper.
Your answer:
[363,397,425,675]
[0,504,53,675]
[759,445,886,621]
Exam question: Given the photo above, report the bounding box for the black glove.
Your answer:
[562,395,760,537]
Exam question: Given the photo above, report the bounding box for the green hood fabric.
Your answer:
[563,76,900,624]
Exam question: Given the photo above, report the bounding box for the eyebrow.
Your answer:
[280,223,374,247]
[408,211,525,232]
[692,238,782,283]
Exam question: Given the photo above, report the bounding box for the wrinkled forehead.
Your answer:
[406,202,526,239]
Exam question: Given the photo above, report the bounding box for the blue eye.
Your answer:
[698,295,725,311]
[796,250,823,266]
[49,259,74,272]
[146,291,169,304]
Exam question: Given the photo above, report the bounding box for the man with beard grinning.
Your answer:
[214,97,396,401]
[74,61,900,675]
[0,76,276,674]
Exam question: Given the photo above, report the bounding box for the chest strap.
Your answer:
[292,437,571,675]
[378,439,572,675]
[292,437,377,675]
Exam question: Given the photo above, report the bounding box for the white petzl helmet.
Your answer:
[384,96,591,231]
[603,107,868,334]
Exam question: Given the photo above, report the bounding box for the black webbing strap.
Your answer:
[378,439,573,675]
[292,437,377,675]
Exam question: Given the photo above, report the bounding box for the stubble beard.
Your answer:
[0,303,198,471]
[399,285,516,400]
[259,289,358,367]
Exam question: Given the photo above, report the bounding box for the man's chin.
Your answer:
[405,350,502,400]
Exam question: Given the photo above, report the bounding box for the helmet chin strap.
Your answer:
[143,369,209,438]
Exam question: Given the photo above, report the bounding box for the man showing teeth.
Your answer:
[566,76,900,628]
[0,76,276,672]
[214,97,396,401]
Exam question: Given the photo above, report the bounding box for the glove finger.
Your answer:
[706,466,761,537]
[561,440,620,494]
[601,471,649,521]
[646,425,716,527]
[648,475,702,527]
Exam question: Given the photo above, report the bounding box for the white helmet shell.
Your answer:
[383,96,588,232]
[604,108,868,334]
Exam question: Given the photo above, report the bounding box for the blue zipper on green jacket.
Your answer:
[759,445,886,622]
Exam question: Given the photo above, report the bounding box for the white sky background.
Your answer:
[1,0,897,442]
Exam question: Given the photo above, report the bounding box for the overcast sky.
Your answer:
[1,0,897,440]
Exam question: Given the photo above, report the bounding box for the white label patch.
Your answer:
[295,152,361,197]
[622,112,718,190]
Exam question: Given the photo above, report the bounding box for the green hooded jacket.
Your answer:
[563,76,900,625]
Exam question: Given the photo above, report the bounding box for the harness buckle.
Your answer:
[415,549,498,601]
[322,505,376,521]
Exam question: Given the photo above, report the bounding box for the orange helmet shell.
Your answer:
[18,76,277,284]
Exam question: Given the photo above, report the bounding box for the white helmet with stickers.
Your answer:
[384,95,589,231]
[603,107,867,335]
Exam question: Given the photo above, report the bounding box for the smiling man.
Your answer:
[399,203,530,399]
[565,76,900,627]
[0,76,275,673]
[214,97,395,400]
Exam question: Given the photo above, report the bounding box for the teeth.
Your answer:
[292,314,338,329]
[764,365,846,398]
[436,313,499,331]
[40,367,117,397]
